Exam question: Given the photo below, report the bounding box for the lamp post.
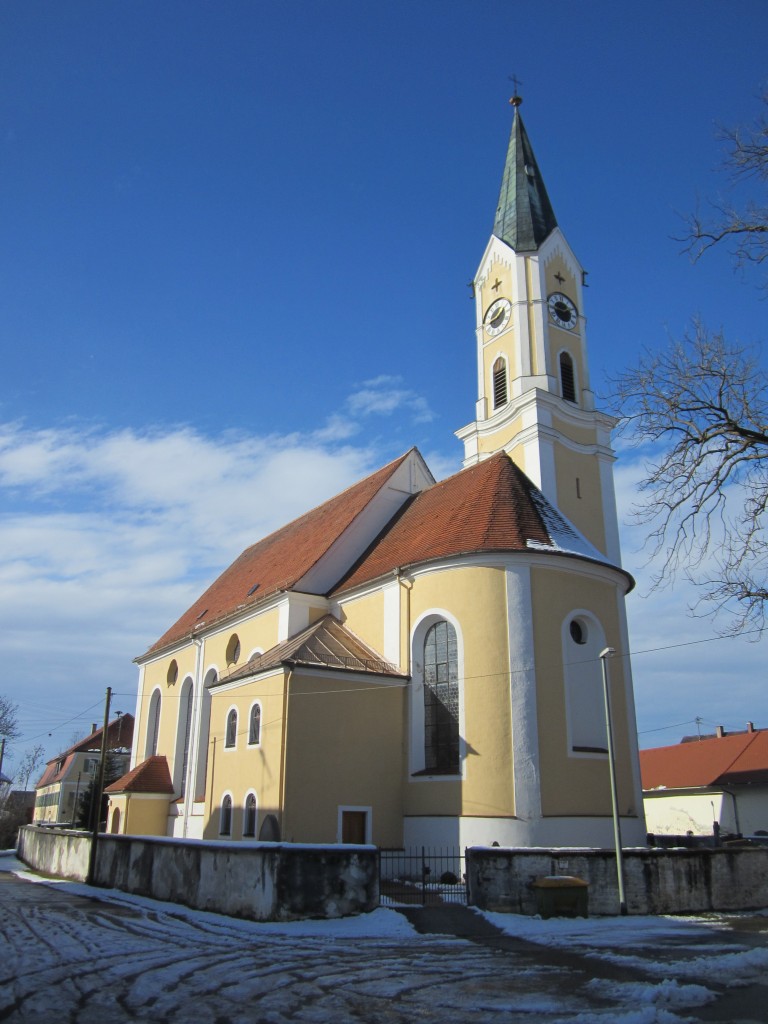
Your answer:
[600,647,627,915]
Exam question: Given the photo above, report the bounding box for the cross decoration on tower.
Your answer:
[508,74,523,107]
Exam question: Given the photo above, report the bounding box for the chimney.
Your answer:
[747,721,755,733]
[716,725,725,738]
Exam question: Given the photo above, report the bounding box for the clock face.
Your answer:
[484,298,512,336]
[547,292,578,330]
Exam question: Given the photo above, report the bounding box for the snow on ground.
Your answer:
[3,849,767,1023]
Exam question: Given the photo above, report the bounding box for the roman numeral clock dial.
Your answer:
[484,297,512,337]
[547,292,578,330]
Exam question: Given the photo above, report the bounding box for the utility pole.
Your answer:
[86,686,111,886]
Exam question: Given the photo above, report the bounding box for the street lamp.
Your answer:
[600,646,627,915]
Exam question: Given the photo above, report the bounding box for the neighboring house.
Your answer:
[34,715,134,825]
[641,725,768,837]
[108,97,646,851]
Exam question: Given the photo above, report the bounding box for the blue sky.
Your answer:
[1,1,767,772]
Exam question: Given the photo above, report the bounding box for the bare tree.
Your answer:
[610,97,768,632]
[14,745,46,792]
[609,321,768,630]
[681,93,768,275]
[0,697,20,744]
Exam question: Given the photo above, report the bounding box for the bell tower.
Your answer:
[456,94,621,563]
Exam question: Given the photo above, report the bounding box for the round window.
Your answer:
[569,619,587,645]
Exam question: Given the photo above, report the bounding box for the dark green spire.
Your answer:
[492,100,557,253]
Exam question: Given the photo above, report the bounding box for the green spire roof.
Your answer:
[492,104,557,253]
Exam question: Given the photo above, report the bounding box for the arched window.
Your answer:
[243,792,257,837]
[563,613,608,754]
[110,807,121,834]
[492,357,508,409]
[248,703,262,746]
[178,679,193,799]
[220,794,232,836]
[146,689,161,758]
[423,620,460,774]
[166,659,178,685]
[225,708,238,748]
[560,351,576,403]
[194,670,215,801]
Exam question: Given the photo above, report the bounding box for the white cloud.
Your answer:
[346,375,435,424]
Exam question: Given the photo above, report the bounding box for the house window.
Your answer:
[220,794,232,836]
[166,659,178,685]
[248,703,262,746]
[560,352,576,403]
[225,709,238,748]
[423,620,460,773]
[243,792,257,837]
[492,357,508,409]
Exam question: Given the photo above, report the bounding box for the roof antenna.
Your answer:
[508,74,523,108]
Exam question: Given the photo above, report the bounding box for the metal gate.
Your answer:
[378,847,468,906]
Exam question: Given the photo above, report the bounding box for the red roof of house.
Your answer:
[36,714,135,789]
[641,729,768,790]
[142,451,415,656]
[105,755,174,795]
[332,451,612,593]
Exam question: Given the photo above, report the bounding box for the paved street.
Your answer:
[1,859,767,1023]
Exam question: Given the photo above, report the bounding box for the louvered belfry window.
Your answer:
[492,358,507,409]
[423,620,460,773]
[560,352,576,403]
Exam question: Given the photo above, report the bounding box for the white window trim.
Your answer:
[219,791,234,837]
[242,789,258,838]
[224,704,239,751]
[562,609,609,759]
[247,700,263,747]
[409,609,465,781]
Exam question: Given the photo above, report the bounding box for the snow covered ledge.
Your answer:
[16,827,378,921]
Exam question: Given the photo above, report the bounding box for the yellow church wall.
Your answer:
[529,567,637,819]
[404,565,515,821]
[108,793,170,837]
[336,589,386,664]
[476,415,524,460]
[544,256,577,301]
[553,449,607,554]
[479,260,513,316]
[203,672,287,841]
[282,674,405,845]
[135,645,197,767]
[204,604,283,671]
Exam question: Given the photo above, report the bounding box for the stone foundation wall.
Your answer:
[467,846,768,915]
[17,827,378,921]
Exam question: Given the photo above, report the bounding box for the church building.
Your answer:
[107,97,646,850]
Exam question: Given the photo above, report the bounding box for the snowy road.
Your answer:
[1,853,767,1023]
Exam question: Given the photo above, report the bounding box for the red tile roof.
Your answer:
[36,714,135,789]
[332,451,609,593]
[641,730,768,790]
[142,451,415,657]
[105,755,174,795]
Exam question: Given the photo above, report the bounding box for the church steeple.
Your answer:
[492,99,558,253]
[456,95,622,566]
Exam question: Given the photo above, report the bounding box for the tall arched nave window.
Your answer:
[423,620,460,774]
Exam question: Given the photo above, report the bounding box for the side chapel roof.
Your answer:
[104,755,175,795]
[641,729,768,790]
[214,614,406,687]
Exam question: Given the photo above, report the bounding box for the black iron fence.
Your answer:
[378,846,468,906]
